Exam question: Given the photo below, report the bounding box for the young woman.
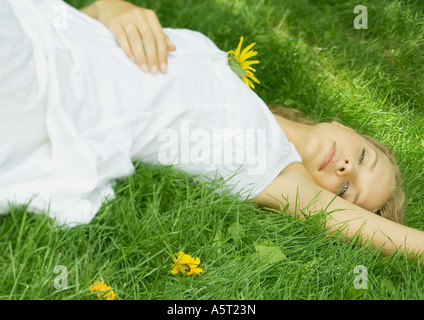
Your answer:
[1,0,423,264]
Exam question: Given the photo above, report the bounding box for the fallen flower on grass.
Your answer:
[89,279,116,300]
[171,252,204,276]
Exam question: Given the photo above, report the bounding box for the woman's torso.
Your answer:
[0,0,302,225]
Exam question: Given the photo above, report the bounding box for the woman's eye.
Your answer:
[359,148,365,164]
[338,182,349,196]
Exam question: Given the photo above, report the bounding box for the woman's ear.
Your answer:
[331,120,356,133]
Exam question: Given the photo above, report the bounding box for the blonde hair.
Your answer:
[268,105,406,224]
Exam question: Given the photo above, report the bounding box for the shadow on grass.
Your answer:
[268,0,424,114]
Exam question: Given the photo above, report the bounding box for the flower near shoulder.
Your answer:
[227,36,260,89]
[171,252,204,276]
[89,279,116,300]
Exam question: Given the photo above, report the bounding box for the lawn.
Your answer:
[0,0,423,300]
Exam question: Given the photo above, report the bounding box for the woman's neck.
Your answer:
[272,114,313,157]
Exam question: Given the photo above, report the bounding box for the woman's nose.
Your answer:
[336,158,353,176]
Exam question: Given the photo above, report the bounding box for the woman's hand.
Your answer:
[93,0,176,74]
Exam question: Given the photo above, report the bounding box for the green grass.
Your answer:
[1,0,424,300]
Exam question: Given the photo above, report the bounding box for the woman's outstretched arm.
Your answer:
[251,162,424,263]
[79,0,176,74]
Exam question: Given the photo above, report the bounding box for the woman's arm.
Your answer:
[251,162,424,263]
[79,0,176,74]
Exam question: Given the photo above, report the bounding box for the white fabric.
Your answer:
[0,0,302,227]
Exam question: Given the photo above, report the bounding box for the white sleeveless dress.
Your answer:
[0,0,302,226]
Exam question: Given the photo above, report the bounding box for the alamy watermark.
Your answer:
[53,265,68,290]
[353,265,368,289]
[354,5,368,30]
[157,121,267,175]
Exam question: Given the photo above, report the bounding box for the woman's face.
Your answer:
[300,121,394,212]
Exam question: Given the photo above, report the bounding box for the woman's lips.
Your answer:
[319,144,337,171]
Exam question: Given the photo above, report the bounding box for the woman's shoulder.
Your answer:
[274,162,315,184]
[251,162,322,211]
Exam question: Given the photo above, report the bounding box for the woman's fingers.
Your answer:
[123,22,150,73]
[143,10,171,73]
[167,37,177,52]
[110,24,133,61]
[95,1,176,74]
[133,13,159,73]
[132,9,173,74]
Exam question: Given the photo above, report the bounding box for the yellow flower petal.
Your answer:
[240,50,258,62]
[235,36,244,58]
[187,267,204,276]
[240,59,260,66]
[242,77,253,88]
[245,70,260,84]
[239,42,256,62]
[240,60,260,70]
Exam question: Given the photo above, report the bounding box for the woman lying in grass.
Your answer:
[2,0,423,265]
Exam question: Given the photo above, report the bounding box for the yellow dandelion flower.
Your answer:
[227,36,260,89]
[171,251,204,276]
[89,280,116,300]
